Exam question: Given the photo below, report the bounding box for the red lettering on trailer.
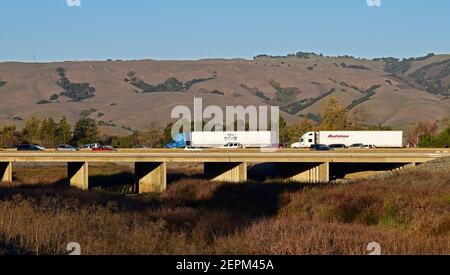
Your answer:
[328,134,350,138]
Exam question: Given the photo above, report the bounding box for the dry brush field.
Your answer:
[0,162,449,255]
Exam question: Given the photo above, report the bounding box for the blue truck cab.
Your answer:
[164,133,191,149]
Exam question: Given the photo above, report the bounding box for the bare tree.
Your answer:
[407,121,438,147]
[138,122,164,148]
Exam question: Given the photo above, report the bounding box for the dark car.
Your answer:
[16,144,45,151]
[310,144,331,151]
[329,144,347,149]
[349,143,365,148]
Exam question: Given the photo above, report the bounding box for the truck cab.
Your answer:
[291,132,316,148]
[164,133,191,149]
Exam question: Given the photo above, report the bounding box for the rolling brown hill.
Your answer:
[1,53,450,135]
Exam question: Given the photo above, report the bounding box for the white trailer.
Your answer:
[190,131,273,148]
[291,131,404,148]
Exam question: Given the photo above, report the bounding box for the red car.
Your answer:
[92,146,117,152]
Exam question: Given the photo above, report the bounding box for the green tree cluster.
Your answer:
[0,116,99,148]
[127,73,215,94]
[21,116,74,147]
[72,118,100,146]
[418,125,450,148]
[56,68,96,102]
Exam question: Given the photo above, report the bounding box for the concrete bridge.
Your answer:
[0,150,449,193]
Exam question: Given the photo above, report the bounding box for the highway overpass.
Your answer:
[1,149,449,193]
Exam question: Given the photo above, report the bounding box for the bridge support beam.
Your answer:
[135,162,167,194]
[0,162,13,183]
[68,162,89,190]
[279,162,330,183]
[204,162,247,183]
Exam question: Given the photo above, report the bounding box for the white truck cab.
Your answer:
[291,132,316,148]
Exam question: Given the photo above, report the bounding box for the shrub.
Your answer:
[209,89,224,95]
[55,69,96,102]
[409,59,450,96]
[383,58,411,75]
[346,85,381,110]
[241,84,270,101]
[80,109,98,118]
[284,88,336,115]
[49,94,59,101]
[127,73,215,93]
[98,121,116,127]
[341,63,371,71]
[269,80,301,108]
[36,100,51,105]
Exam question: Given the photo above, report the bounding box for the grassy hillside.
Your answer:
[1,53,450,134]
[0,160,449,255]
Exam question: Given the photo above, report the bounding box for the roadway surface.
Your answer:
[1,149,449,164]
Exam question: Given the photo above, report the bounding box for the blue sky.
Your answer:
[1,0,449,61]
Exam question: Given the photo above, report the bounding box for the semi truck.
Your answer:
[291,131,404,148]
[164,131,273,149]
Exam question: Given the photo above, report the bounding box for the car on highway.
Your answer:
[81,143,101,150]
[16,144,45,151]
[329,144,347,149]
[56,144,79,151]
[363,144,377,149]
[92,146,117,152]
[349,143,365,149]
[184,146,206,151]
[310,144,332,151]
[222,142,244,149]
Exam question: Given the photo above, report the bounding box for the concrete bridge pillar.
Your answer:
[279,162,330,183]
[68,162,89,190]
[0,162,13,183]
[135,162,167,194]
[204,162,247,183]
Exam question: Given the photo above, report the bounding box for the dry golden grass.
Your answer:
[0,164,449,255]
